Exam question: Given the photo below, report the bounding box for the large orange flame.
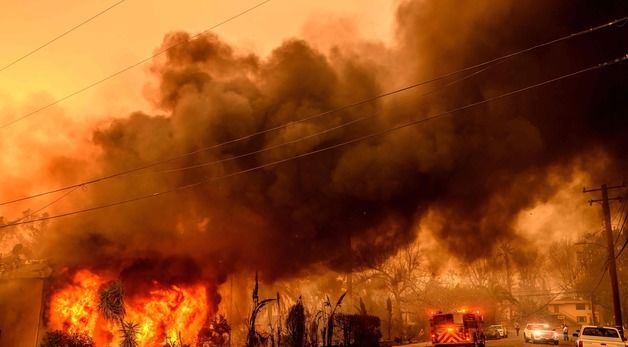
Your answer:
[126,282,209,345]
[48,269,104,336]
[48,270,210,346]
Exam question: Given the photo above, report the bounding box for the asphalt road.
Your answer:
[403,334,575,347]
[487,333,574,347]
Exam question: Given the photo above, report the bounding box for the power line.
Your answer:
[0,66,493,206]
[612,188,627,229]
[613,210,628,260]
[616,191,628,236]
[0,0,272,130]
[611,202,627,246]
[147,66,492,175]
[524,289,569,318]
[1,16,626,206]
[0,67,490,213]
[616,239,628,260]
[5,186,82,226]
[540,196,627,313]
[515,291,578,297]
[0,0,127,73]
[1,53,625,229]
[4,66,492,222]
[591,267,608,295]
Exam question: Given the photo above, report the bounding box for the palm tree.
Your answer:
[119,321,140,347]
[98,280,139,347]
[324,292,347,347]
[99,280,126,324]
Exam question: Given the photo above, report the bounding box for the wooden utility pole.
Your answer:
[346,233,353,309]
[498,243,513,320]
[591,294,597,325]
[584,183,625,337]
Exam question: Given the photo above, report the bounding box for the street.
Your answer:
[487,334,574,347]
[405,334,576,347]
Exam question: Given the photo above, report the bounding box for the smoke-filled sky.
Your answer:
[0,0,627,287]
[0,0,395,113]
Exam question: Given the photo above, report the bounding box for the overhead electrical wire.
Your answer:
[1,53,625,229]
[1,67,496,224]
[0,0,272,130]
[524,289,570,318]
[5,186,82,226]
[1,15,626,206]
[616,191,628,238]
[6,65,492,220]
[590,252,611,295]
[612,189,627,230]
[591,268,607,295]
[147,66,493,175]
[0,0,127,73]
[612,203,628,260]
[617,239,628,261]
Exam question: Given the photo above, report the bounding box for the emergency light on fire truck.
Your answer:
[429,310,486,347]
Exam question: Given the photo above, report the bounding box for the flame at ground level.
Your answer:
[48,269,210,346]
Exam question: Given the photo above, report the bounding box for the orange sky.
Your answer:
[0,0,396,120]
[0,0,398,222]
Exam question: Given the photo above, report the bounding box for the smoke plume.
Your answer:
[31,0,627,292]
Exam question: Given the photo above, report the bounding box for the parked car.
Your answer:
[485,326,502,340]
[488,324,508,338]
[573,325,626,347]
[523,323,559,344]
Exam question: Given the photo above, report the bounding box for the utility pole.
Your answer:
[346,232,353,309]
[499,243,513,320]
[591,294,597,325]
[584,182,625,336]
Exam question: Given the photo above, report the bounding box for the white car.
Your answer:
[573,325,626,347]
[488,325,508,338]
[523,323,559,344]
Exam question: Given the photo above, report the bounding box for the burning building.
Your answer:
[46,269,209,346]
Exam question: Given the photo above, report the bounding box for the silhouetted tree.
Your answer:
[324,292,347,347]
[247,272,276,347]
[356,244,427,337]
[286,297,305,347]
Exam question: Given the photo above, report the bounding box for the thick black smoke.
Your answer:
[41,0,627,285]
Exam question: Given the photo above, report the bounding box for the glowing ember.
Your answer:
[47,269,210,346]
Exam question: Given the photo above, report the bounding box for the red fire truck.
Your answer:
[429,310,485,347]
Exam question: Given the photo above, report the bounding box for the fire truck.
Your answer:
[429,310,485,347]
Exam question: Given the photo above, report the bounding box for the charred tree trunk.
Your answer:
[247,272,276,347]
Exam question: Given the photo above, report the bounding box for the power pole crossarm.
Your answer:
[583,182,626,192]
